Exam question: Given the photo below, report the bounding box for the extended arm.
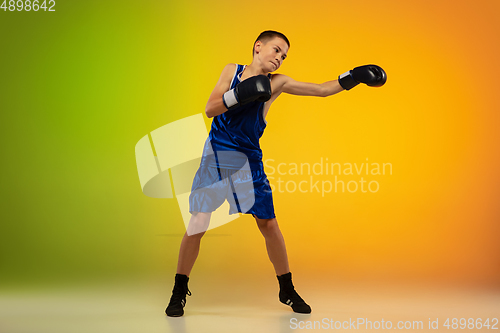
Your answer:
[277,75,344,97]
[274,65,387,97]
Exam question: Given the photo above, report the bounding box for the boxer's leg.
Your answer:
[166,212,211,317]
[255,216,289,275]
[178,211,211,275]
[255,216,312,314]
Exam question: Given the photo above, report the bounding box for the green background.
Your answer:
[0,0,197,287]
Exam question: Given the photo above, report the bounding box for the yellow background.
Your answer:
[1,0,499,292]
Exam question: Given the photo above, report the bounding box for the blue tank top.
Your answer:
[202,64,270,171]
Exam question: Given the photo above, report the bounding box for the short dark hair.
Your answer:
[253,30,290,56]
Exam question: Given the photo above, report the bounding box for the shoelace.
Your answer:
[284,287,305,303]
[169,287,192,305]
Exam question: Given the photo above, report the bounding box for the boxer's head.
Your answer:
[252,30,290,72]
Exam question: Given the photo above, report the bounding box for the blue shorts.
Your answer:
[189,164,276,220]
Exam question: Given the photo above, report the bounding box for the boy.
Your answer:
[166,30,386,317]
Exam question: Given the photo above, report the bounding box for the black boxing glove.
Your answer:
[338,65,387,90]
[223,75,272,110]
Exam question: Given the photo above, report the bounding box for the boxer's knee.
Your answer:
[186,212,211,236]
[255,216,279,235]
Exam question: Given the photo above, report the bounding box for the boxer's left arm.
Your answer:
[271,74,344,98]
[271,64,387,97]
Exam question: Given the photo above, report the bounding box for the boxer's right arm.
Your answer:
[205,64,236,118]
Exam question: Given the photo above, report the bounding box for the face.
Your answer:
[255,37,289,72]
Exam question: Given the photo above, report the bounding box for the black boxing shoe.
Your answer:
[165,274,192,317]
[277,272,312,314]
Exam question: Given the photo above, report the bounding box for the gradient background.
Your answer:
[1,0,499,314]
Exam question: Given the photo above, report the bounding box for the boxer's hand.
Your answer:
[223,75,272,110]
[338,65,387,90]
